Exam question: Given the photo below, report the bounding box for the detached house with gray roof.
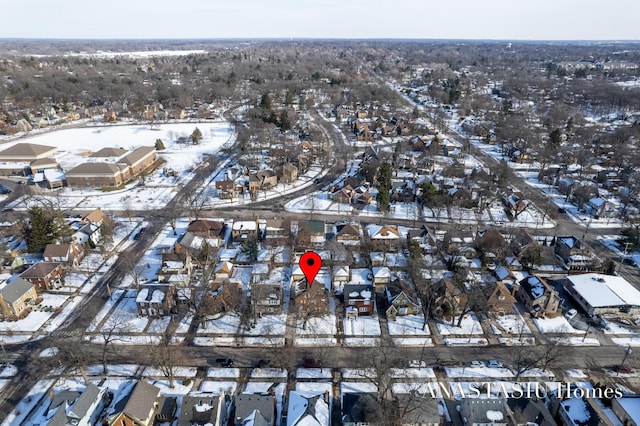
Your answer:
[0,277,38,319]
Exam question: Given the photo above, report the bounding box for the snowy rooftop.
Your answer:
[233,221,257,231]
[567,273,640,308]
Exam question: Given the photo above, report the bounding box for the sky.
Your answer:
[1,0,639,41]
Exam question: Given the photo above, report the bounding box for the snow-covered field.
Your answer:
[436,314,483,335]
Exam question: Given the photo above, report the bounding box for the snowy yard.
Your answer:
[436,313,483,335]
[532,316,582,334]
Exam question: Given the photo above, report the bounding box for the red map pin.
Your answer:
[299,251,322,287]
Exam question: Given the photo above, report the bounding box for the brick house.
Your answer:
[367,225,401,252]
[344,284,375,317]
[19,262,64,291]
[0,278,38,319]
[336,223,361,245]
[249,170,278,192]
[294,279,329,317]
[136,284,175,317]
[485,281,516,316]
[516,276,560,318]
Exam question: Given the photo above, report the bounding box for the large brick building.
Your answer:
[65,146,157,188]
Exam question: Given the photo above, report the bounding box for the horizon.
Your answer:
[2,0,639,41]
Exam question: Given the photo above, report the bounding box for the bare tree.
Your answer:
[100,314,133,375]
[149,330,177,388]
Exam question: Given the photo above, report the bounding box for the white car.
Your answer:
[487,360,503,368]
[565,309,578,320]
[469,360,484,368]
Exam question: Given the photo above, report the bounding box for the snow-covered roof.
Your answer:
[372,267,390,278]
[286,390,329,426]
[232,221,257,231]
[616,397,640,422]
[567,273,640,309]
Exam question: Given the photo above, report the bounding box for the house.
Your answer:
[442,230,475,254]
[235,394,275,426]
[507,398,555,426]
[385,279,422,321]
[335,223,361,245]
[215,180,239,199]
[294,278,330,317]
[136,284,175,317]
[298,220,325,247]
[475,229,507,260]
[251,283,283,316]
[43,243,84,268]
[107,380,176,426]
[213,261,234,282]
[509,229,537,259]
[331,187,353,204]
[279,163,298,184]
[0,278,38,318]
[433,278,468,318]
[251,263,270,284]
[178,392,229,426]
[72,222,101,247]
[19,262,64,291]
[249,170,278,192]
[344,284,375,317]
[205,281,242,314]
[158,252,193,285]
[612,396,640,426]
[460,397,507,426]
[187,219,226,239]
[554,236,597,270]
[232,220,259,242]
[264,219,290,243]
[485,281,516,317]
[565,273,640,317]
[502,190,527,215]
[286,390,330,426]
[515,276,560,318]
[81,208,108,227]
[341,393,380,425]
[367,225,401,251]
[333,266,350,289]
[44,383,109,426]
[371,267,391,286]
[407,225,437,254]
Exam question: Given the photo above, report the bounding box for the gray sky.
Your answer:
[1,0,639,40]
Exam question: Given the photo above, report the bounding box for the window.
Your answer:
[268,299,279,305]
[349,300,356,305]
[358,307,368,313]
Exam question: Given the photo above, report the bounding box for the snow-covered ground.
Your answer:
[8,122,235,212]
[436,313,483,335]
[532,316,582,334]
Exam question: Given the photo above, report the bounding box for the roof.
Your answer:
[90,147,128,158]
[341,393,378,423]
[30,157,58,167]
[367,224,400,239]
[0,142,57,159]
[19,262,62,279]
[178,393,221,426]
[187,219,224,234]
[121,146,156,166]
[519,276,549,300]
[301,220,324,234]
[65,162,126,176]
[615,397,640,422]
[122,380,160,422]
[68,383,104,420]
[287,390,329,426]
[0,278,34,304]
[82,208,107,225]
[567,273,640,309]
[235,394,274,425]
[43,243,74,259]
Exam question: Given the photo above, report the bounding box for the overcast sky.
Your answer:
[1,0,639,40]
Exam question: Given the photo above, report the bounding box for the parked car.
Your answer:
[614,365,634,374]
[565,309,578,320]
[409,360,427,368]
[214,358,233,367]
[486,360,503,368]
[304,358,322,368]
[469,360,484,368]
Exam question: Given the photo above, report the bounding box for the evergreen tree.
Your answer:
[279,110,292,131]
[259,92,271,109]
[191,127,202,144]
[284,90,295,105]
[376,161,392,212]
[155,138,165,150]
[240,239,259,262]
[24,206,70,253]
